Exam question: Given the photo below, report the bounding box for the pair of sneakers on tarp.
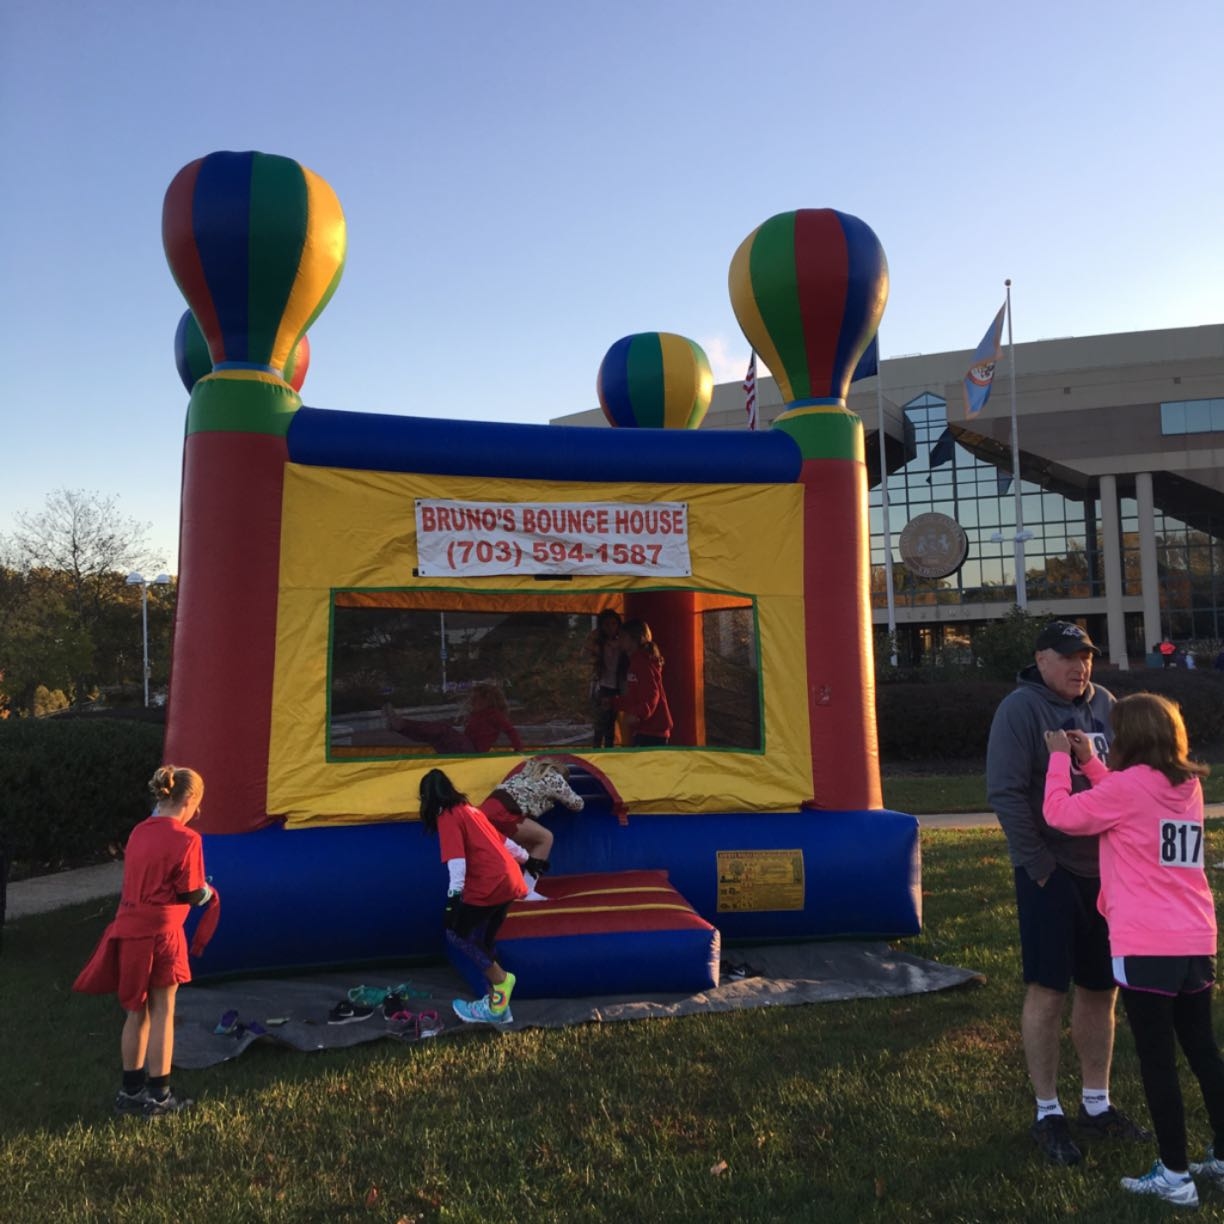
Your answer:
[327,983,441,1037]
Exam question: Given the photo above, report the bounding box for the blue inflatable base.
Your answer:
[191,806,920,981]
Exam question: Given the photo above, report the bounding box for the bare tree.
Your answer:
[10,490,166,705]
[15,489,160,596]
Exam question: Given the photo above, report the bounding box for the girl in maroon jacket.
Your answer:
[613,620,673,746]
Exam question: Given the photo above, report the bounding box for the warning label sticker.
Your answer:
[716,849,805,913]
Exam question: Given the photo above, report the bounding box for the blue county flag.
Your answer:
[851,334,879,384]
[963,302,1007,418]
[743,351,758,431]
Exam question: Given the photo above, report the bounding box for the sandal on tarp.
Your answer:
[214,1010,270,1038]
[348,982,432,1008]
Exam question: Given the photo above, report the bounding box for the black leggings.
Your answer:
[1121,986,1224,1170]
[445,901,509,975]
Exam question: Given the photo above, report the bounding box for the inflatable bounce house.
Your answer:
[161,150,920,996]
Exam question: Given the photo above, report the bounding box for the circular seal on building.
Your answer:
[898,512,969,579]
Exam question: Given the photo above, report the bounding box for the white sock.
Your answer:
[1036,1097,1063,1121]
[1161,1164,1191,1182]
[1081,1088,1110,1117]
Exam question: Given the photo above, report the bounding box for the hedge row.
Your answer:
[876,680,1013,761]
[0,719,165,865]
[877,668,1224,761]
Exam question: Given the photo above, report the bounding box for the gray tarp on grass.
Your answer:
[171,941,985,1069]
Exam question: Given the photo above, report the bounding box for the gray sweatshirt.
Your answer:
[986,664,1115,881]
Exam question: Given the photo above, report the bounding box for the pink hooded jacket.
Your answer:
[1044,752,1216,957]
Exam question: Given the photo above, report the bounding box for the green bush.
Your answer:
[971,608,1045,680]
[0,718,164,865]
[32,686,70,717]
[1095,666,1224,752]
[876,668,1224,761]
[876,680,1012,760]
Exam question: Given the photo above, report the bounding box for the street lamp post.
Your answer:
[990,530,1034,608]
[126,572,172,707]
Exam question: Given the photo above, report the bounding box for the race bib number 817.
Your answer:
[1159,820,1204,868]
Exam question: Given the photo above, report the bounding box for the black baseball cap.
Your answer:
[1035,621,1101,657]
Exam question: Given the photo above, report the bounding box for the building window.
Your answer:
[1160,398,1224,435]
[869,393,1106,611]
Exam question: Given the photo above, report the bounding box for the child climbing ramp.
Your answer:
[481,757,585,899]
[418,768,525,1026]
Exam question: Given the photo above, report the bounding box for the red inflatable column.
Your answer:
[773,407,882,810]
[163,377,299,833]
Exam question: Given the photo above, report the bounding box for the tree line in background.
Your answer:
[0,490,175,717]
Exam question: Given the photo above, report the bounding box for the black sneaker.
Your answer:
[327,1000,374,1025]
[1076,1104,1153,1142]
[143,1092,193,1117]
[113,1090,146,1116]
[382,992,414,1019]
[1031,1114,1082,1165]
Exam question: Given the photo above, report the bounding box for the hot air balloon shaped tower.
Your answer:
[162,152,345,834]
[730,210,888,811]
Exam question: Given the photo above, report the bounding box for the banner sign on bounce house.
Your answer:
[414,499,692,578]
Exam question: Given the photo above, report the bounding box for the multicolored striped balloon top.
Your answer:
[162,151,345,379]
[174,310,311,393]
[729,209,888,408]
[596,333,713,429]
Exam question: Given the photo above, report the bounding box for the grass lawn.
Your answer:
[883,762,1224,815]
[7,827,1224,1222]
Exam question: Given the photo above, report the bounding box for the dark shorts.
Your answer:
[1014,866,1113,992]
[1114,954,1216,996]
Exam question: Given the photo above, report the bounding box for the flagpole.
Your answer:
[875,344,898,665]
[744,350,758,431]
[1006,278,1027,610]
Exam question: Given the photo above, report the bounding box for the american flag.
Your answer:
[743,351,758,431]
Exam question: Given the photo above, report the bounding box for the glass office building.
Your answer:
[555,322,1224,668]
[870,390,1224,663]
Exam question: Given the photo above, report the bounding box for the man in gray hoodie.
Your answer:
[987,620,1150,1165]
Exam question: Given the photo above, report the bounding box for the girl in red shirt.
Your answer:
[613,620,673,746]
[386,682,523,754]
[73,765,217,1116]
[419,768,527,1026]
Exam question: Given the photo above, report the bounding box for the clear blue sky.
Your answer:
[2,0,1221,568]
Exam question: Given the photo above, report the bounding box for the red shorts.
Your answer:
[481,794,522,839]
[115,931,191,1011]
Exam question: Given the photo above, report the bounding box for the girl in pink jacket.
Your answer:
[1044,693,1224,1208]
